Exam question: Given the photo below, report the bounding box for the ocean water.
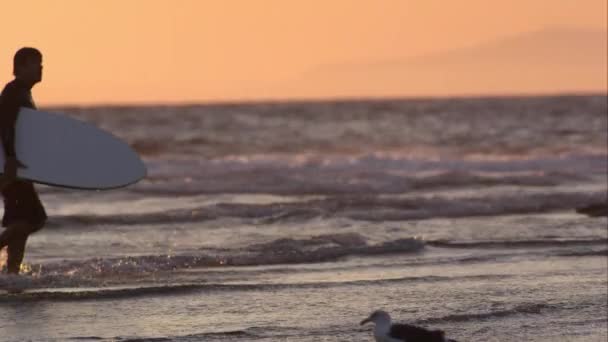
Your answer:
[0,95,606,341]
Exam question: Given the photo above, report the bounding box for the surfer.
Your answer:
[0,47,47,274]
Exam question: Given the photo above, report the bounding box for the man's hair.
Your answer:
[13,47,42,76]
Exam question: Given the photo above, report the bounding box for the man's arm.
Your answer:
[0,92,24,180]
[0,92,19,158]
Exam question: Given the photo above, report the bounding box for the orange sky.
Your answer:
[1,0,606,105]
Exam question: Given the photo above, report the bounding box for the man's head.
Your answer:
[13,47,43,85]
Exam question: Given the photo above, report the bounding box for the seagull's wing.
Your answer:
[389,324,446,341]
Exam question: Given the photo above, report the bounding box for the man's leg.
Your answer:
[0,221,33,248]
[6,231,28,274]
[1,222,37,274]
[0,225,20,250]
[0,175,14,249]
[1,181,47,274]
[0,229,10,250]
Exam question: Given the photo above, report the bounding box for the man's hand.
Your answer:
[4,156,27,179]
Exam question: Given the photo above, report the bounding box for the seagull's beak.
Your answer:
[360,317,371,326]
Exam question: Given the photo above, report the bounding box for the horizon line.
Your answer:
[41,90,608,108]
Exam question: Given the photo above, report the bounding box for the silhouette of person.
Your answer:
[0,47,47,274]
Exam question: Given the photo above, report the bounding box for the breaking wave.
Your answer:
[47,191,606,228]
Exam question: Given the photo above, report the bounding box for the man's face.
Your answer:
[18,56,43,84]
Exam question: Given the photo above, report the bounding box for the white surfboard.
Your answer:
[0,107,146,190]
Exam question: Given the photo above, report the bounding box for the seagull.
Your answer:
[360,310,457,342]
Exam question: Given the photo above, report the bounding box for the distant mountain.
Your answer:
[289,28,608,98]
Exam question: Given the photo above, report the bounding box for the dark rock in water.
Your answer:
[576,202,608,217]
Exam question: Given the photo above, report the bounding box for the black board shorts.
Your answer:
[1,180,47,230]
